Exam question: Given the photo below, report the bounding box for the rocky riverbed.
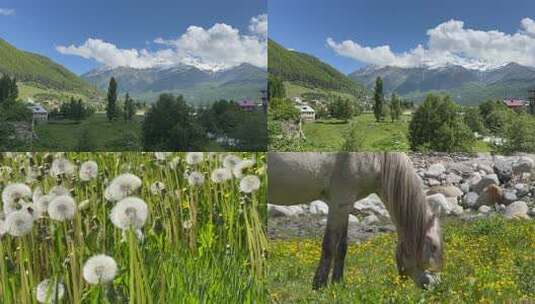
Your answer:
[268,153,535,241]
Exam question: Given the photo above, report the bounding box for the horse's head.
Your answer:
[396,214,443,288]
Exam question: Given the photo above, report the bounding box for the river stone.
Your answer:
[445,173,463,185]
[426,193,451,216]
[427,178,441,186]
[426,163,446,178]
[513,157,534,175]
[478,205,492,214]
[472,174,500,193]
[309,200,329,215]
[502,190,518,205]
[349,214,359,224]
[477,164,494,175]
[427,185,463,198]
[463,192,479,208]
[467,172,482,188]
[504,201,529,219]
[529,207,535,217]
[514,183,529,197]
[459,183,470,193]
[268,204,306,217]
[353,194,390,219]
[494,160,513,184]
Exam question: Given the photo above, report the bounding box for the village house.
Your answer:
[503,99,528,110]
[27,103,48,122]
[237,99,257,112]
[295,104,316,122]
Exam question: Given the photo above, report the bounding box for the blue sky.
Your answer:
[0,0,266,74]
[269,0,535,73]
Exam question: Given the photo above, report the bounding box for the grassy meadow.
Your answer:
[268,217,535,303]
[302,113,491,152]
[0,152,267,303]
[33,113,144,151]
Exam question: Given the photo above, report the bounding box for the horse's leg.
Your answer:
[331,212,349,283]
[312,211,336,290]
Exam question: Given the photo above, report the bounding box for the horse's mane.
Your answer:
[379,153,430,266]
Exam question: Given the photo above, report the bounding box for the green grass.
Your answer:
[302,113,491,152]
[33,113,143,151]
[268,217,535,303]
[18,83,92,103]
[0,152,267,303]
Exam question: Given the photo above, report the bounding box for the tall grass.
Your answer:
[0,152,267,303]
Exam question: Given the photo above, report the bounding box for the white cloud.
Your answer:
[0,8,15,16]
[327,18,535,70]
[57,14,267,71]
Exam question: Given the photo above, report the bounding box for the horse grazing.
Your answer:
[268,152,443,289]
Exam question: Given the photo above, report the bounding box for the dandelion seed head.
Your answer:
[4,210,33,237]
[211,168,232,183]
[182,219,193,229]
[48,186,70,198]
[150,181,165,195]
[168,156,181,169]
[187,171,205,186]
[239,175,261,193]
[110,197,148,230]
[185,152,204,165]
[35,194,54,215]
[50,158,75,177]
[107,173,142,201]
[2,183,32,215]
[0,220,6,237]
[48,195,77,221]
[223,154,242,169]
[233,159,255,179]
[36,279,65,304]
[79,161,98,181]
[82,254,118,285]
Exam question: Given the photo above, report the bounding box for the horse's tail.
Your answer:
[379,152,428,265]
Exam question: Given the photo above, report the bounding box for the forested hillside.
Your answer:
[0,38,98,97]
[268,39,365,96]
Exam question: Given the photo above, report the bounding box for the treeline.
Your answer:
[49,97,94,121]
[104,77,138,122]
[268,40,365,96]
[0,74,31,150]
[408,94,535,153]
[141,94,266,151]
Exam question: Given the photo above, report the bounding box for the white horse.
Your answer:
[268,152,443,289]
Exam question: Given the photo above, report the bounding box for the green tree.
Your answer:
[142,94,207,151]
[500,112,535,153]
[329,97,353,122]
[124,93,135,121]
[269,98,299,121]
[268,75,286,99]
[463,106,487,135]
[390,93,401,122]
[106,77,118,121]
[373,77,385,122]
[409,94,474,152]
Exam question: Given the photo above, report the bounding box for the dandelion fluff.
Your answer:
[168,156,181,169]
[4,210,33,237]
[36,279,65,303]
[82,254,118,284]
[223,154,242,169]
[48,195,77,221]
[0,220,6,237]
[187,171,205,186]
[2,183,32,215]
[150,181,165,195]
[211,168,232,183]
[239,175,261,193]
[79,161,98,181]
[110,197,148,230]
[50,158,75,177]
[35,194,54,215]
[185,152,204,165]
[107,173,142,201]
[232,159,255,179]
[154,152,172,161]
[48,186,70,198]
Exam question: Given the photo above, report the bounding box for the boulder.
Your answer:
[309,200,329,215]
[268,204,306,217]
[494,160,513,184]
[425,163,446,178]
[504,201,529,219]
[427,193,451,216]
[512,157,534,175]
[362,214,379,225]
[463,192,479,208]
[478,205,492,214]
[459,183,470,194]
[349,214,359,224]
[467,173,482,188]
[353,194,390,220]
[427,185,463,198]
[472,174,500,193]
